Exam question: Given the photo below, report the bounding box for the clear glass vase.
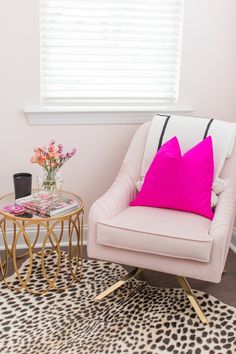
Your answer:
[37,169,63,195]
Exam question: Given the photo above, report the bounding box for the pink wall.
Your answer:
[0,0,236,223]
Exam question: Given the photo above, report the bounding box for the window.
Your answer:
[40,0,184,110]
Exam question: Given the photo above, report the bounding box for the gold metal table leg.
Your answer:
[177,276,208,324]
[95,267,143,301]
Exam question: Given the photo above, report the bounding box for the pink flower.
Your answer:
[34,149,41,158]
[37,146,46,153]
[58,144,63,153]
[48,144,56,153]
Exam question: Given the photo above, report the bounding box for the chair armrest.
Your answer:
[88,164,136,223]
[209,183,236,269]
[209,138,236,270]
[210,184,236,233]
[87,164,136,256]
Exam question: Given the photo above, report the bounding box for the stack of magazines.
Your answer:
[15,192,78,217]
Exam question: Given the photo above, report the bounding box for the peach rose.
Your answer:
[31,157,37,163]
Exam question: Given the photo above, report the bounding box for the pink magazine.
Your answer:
[16,192,78,216]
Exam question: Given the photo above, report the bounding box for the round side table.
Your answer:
[0,191,84,295]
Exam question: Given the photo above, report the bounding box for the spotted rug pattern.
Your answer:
[0,253,236,354]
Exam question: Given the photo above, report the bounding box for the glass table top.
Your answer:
[0,190,83,220]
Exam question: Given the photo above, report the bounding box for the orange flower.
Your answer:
[48,152,59,159]
[38,156,46,166]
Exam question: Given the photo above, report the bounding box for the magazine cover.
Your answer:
[16,192,78,216]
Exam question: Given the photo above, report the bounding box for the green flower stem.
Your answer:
[42,170,58,192]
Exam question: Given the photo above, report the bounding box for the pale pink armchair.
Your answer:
[88,121,236,324]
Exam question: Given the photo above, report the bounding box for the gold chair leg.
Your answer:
[177,276,208,324]
[95,267,143,301]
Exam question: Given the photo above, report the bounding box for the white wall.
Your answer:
[0,0,236,226]
[179,0,236,120]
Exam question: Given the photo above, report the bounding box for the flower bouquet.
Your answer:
[31,139,76,192]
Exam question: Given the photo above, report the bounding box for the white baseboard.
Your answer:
[230,243,236,253]
[0,224,88,250]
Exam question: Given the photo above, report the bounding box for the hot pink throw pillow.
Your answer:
[130,136,214,219]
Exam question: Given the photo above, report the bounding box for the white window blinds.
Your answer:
[40,0,184,108]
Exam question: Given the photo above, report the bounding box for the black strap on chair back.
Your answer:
[157,115,214,150]
[157,115,171,150]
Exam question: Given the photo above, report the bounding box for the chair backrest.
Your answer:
[141,115,236,183]
[122,120,236,187]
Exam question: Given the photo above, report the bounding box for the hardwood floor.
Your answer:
[1,247,235,307]
[135,250,236,308]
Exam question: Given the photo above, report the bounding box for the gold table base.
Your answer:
[0,210,84,295]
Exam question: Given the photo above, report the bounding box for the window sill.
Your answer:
[24,106,194,125]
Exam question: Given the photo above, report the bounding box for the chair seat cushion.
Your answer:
[97,206,213,262]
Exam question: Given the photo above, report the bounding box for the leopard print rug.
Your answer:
[0,253,235,354]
